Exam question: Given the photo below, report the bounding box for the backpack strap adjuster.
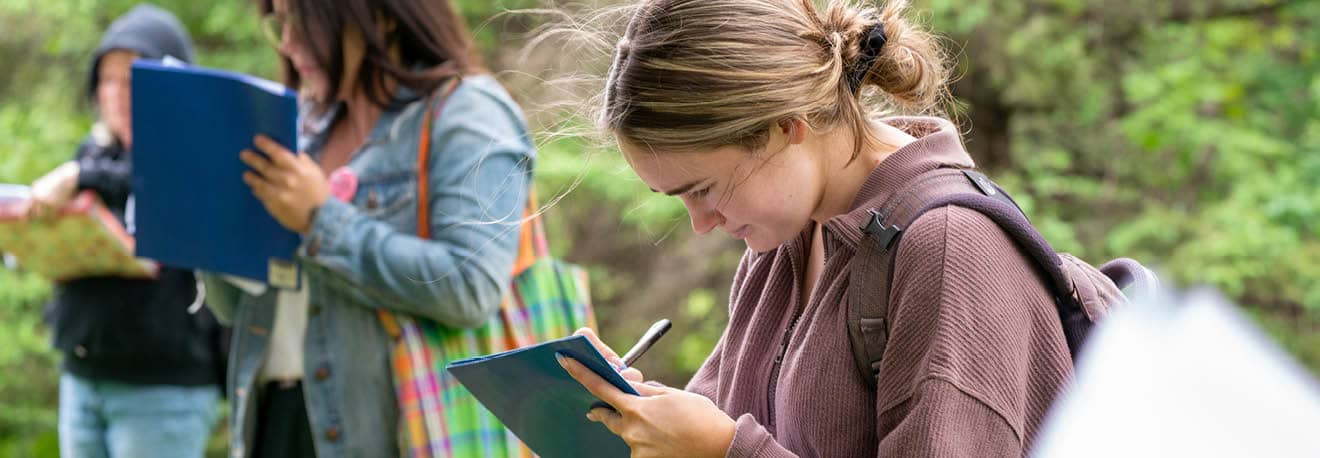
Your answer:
[861,209,902,250]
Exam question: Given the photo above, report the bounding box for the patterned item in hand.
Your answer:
[0,190,157,280]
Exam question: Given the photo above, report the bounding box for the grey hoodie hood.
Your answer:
[87,4,195,98]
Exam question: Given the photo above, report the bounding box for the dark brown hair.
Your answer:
[258,0,483,109]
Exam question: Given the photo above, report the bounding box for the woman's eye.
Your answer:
[687,187,710,199]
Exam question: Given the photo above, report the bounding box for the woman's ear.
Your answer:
[778,118,809,146]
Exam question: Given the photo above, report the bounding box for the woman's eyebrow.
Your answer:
[652,178,710,196]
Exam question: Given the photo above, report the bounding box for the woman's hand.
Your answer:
[558,353,736,458]
[574,327,645,383]
[240,135,329,234]
[29,161,80,214]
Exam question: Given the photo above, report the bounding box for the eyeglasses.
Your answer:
[259,12,298,49]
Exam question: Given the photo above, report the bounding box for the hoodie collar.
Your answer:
[821,116,975,250]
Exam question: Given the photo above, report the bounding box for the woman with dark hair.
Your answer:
[201,0,535,456]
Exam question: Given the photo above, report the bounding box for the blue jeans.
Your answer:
[58,373,220,458]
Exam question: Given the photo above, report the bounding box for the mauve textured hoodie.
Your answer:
[686,117,1072,458]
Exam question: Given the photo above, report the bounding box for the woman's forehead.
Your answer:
[621,140,748,185]
[99,50,138,75]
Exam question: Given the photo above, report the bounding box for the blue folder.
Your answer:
[129,60,301,288]
[447,335,640,458]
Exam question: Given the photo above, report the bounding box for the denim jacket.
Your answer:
[203,75,533,458]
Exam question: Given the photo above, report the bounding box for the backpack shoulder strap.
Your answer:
[846,168,978,387]
[911,191,1090,349]
[846,168,1085,389]
[845,209,901,388]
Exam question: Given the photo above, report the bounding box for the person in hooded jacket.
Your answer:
[28,4,226,458]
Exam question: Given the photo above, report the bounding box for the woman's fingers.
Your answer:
[253,135,297,168]
[619,367,645,383]
[557,353,633,410]
[23,199,46,218]
[239,149,273,177]
[574,327,626,369]
[630,380,670,396]
[242,147,307,193]
[243,171,274,202]
[586,407,625,435]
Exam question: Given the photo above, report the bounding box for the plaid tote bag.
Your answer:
[377,80,596,457]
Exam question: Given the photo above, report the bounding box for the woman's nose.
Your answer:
[278,22,296,55]
[687,203,725,236]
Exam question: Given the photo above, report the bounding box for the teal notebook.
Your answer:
[446,335,639,458]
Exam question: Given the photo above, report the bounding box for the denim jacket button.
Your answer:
[325,426,341,441]
[366,189,379,209]
[315,366,331,380]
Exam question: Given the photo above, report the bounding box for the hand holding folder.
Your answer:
[130,59,301,287]
[447,335,640,458]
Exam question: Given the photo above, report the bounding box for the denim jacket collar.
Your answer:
[298,85,427,157]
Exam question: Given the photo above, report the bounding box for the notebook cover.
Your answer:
[129,60,301,288]
[446,334,639,458]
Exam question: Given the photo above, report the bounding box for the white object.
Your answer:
[1032,290,1320,457]
[223,274,309,383]
[0,183,32,203]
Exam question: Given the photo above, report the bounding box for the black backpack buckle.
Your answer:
[861,209,902,250]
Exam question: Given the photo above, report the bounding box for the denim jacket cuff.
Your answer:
[302,198,355,260]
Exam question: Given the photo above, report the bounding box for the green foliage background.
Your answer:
[1,0,1317,456]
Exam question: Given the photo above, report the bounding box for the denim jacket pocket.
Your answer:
[352,171,418,226]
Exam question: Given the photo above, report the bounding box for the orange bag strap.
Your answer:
[385,77,555,340]
[380,79,462,340]
[414,77,543,269]
[416,78,547,275]
[512,188,549,274]
[416,78,461,239]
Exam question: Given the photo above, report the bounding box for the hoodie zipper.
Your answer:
[766,308,802,434]
[768,231,815,433]
[767,221,845,433]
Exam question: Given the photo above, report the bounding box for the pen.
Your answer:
[620,319,672,368]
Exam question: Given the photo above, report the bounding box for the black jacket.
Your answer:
[45,136,225,386]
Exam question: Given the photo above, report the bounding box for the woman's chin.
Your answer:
[742,234,782,253]
[298,82,329,104]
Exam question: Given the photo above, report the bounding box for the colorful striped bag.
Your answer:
[377,80,596,457]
